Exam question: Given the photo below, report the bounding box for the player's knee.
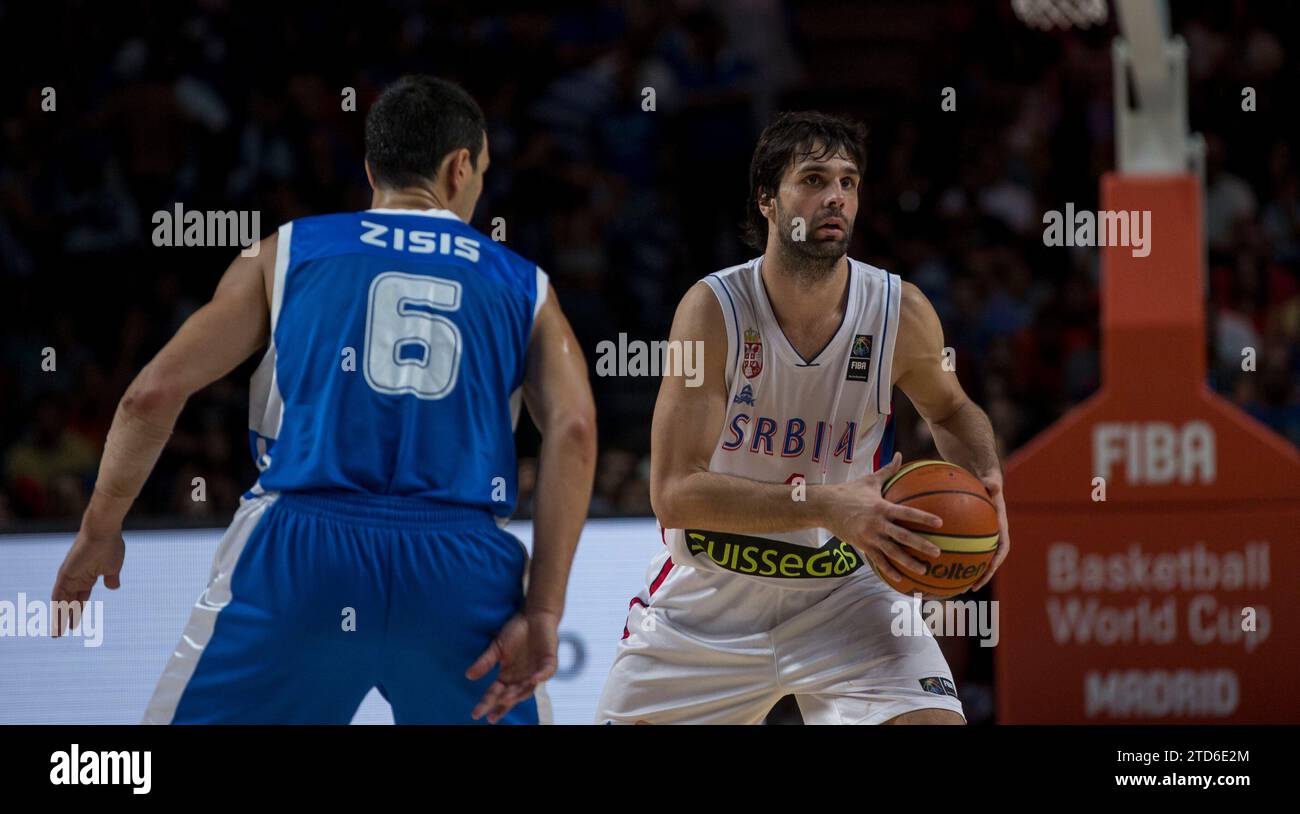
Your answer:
[882,708,965,725]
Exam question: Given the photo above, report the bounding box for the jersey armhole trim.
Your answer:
[704,274,739,393]
[520,266,550,393]
[534,266,549,319]
[271,222,293,335]
[876,271,902,415]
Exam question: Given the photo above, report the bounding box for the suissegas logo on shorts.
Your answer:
[684,530,863,578]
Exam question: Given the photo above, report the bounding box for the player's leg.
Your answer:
[596,606,782,724]
[880,708,965,724]
[379,512,539,724]
[794,693,966,725]
[778,573,966,725]
[596,554,785,725]
[143,494,383,724]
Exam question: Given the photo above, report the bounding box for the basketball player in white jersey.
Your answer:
[596,111,1010,725]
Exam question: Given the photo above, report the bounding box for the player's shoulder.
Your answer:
[897,278,935,317]
[847,255,899,288]
[667,257,763,340]
[285,209,370,237]
[844,256,915,316]
[473,226,543,282]
[896,278,942,348]
[700,255,761,289]
[457,222,547,301]
[693,256,763,315]
[275,210,372,261]
[684,256,755,314]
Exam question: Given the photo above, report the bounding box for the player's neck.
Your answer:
[760,250,850,329]
[759,250,852,304]
[370,187,457,217]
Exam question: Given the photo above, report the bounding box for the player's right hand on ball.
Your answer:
[821,451,943,583]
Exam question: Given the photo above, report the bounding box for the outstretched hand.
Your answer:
[51,517,125,637]
[466,610,559,723]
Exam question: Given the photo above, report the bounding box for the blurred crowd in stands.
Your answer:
[2,0,1298,531]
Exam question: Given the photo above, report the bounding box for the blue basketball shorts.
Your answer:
[143,491,544,724]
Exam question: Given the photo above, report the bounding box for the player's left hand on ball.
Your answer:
[970,473,1010,593]
[467,610,560,724]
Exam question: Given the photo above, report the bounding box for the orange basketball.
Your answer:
[873,460,999,598]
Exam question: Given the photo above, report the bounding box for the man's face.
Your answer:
[767,147,859,261]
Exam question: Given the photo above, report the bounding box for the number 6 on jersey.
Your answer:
[364,271,463,399]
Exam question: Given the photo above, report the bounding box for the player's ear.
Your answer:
[757,188,775,221]
[445,147,472,194]
[363,159,376,190]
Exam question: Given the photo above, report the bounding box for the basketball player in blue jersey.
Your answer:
[50,76,597,724]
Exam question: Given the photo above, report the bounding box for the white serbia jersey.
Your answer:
[662,254,902,589]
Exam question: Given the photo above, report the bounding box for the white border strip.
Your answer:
[271,222,292,334]
[141,494,277,724]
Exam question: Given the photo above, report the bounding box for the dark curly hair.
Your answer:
[742,111,868,251]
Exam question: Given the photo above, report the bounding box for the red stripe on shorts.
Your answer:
[623,556,674,640]
[622,596,648,640]
[649,557,674,595]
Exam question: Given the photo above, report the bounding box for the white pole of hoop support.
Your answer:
[1111,0,1202,175]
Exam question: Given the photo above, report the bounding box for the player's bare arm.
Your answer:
[51,235,275,635]
[520,285,597,621]
[468,284,597,722]
[648,281,943,581]
[649,283,816,532]
[893,280,1011,591]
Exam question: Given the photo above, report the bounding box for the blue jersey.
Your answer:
[246,208,547,519]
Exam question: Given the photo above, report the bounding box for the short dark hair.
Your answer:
[365,75,486,189]
[742,111,868,250]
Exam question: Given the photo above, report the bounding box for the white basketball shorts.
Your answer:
[596,549,966,724]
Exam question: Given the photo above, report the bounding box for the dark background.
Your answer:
[1,0,1298,722]
[5,1,1297,529]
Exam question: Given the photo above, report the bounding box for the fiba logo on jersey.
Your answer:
[845,334,873,382]
[742,328,763,379]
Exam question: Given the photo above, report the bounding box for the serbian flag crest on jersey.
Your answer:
[742,328,763,379]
